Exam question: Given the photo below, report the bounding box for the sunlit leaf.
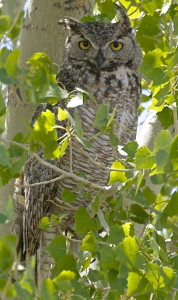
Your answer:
[145,263,165,290]
[127,272,142,295]
[108,160,127,184]
[39,216,50,230]
[80,231,97,253]
[135,146,154,169]
[58,108,68,121]
[56,270,76,281]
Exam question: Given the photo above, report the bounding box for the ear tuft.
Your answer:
[57,18,81,31]
[114,3,131,28]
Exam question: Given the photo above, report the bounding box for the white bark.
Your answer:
[137,110,162,150]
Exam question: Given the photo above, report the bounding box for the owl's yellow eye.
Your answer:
[110,41,123,51]
[79,40,91,50]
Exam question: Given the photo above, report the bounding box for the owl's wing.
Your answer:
[22,157,57,260]
[56,68,75,92]
[13,102,65,262]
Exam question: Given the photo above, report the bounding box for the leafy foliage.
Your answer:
[0,0,178,299]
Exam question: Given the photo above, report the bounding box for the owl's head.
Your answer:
[58,6,142,71]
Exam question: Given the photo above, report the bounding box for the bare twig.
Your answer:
[48,198,78,211]
[15,175,65,188]
[0,137,105,189]
[97,210,109,234]
[73,139,135,173]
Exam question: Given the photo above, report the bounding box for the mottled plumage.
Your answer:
[13,6,142,285]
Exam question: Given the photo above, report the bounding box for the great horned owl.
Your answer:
[13,5,142,286]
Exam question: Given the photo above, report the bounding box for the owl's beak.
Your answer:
[96,48,105,67]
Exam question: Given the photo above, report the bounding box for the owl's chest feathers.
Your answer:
[59,65,141,183]
[72,64,140,102]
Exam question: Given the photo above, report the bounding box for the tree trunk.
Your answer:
[0,0,94,236]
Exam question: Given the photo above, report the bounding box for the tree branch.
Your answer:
[15,175,66,188]
[73,139,135,172]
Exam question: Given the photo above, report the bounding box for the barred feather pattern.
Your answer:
[14,14,142,285]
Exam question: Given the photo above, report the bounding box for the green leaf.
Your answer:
[127,272,142,295]
[46,235,66,261]
[14,281,34,300]
[55,270,76,281]
[81,255,92,272]
[107,224,127,245]
[169,135,178,170]
[57,108,68,121]
[0,15,11,35]
[0,234,17,272]
[93,103,108,130]
[46,85,68,100]
[142,0,164,16]
[45,137,69,159]
[0,114,5,134]
[140,49,164,79]
[96,0,116,20]
[40,279,58,300]
[109,131,119,147]
[108,160,127,184]
[137,14,161,51]
[5,49,20,77]
[27,52,51,67]
[8,10,24,40]
[135,146,154,169]
[39,216,50,230]
[74,111,83,139]
[145,263,165,290]
[88,269,103,283]
[114,236,140,269]
[143,187,156,204]
[0,212,8,224]
[136,170,144,193]
[0,91,6,116]
[0,145,10,166]
[52,254,77,277]
[157,107,174,129]
[0,67,15,84]
[130,204,149,224]
[44,140,60,159]
[114,236,145,270]
[80,231,97,253]
[31,109,57,144]
[75,207,98,234]
[61,188,77,203]
[164,192,178,217]
[153,130,172,154]
[99,245,116,271]
[122,141,138,160]
[154,149,169,172]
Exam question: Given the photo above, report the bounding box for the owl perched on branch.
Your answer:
[13,4,142,286]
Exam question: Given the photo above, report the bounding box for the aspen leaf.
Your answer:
[58,108,68,121]
[108,160,127,184]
